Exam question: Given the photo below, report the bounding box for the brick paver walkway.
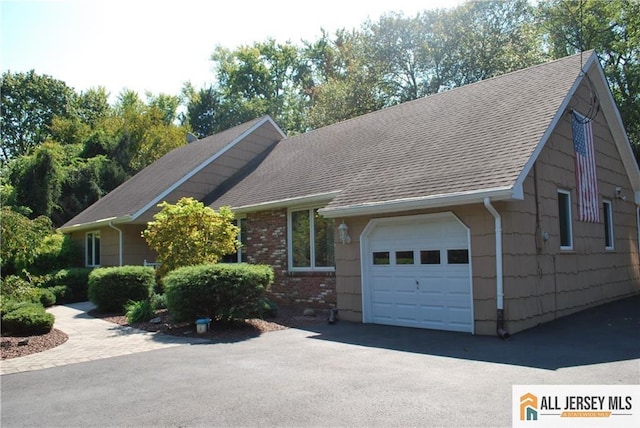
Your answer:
[1,302,207,375]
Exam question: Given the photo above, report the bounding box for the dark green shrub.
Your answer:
[54,267,93,302]
[164,263,274,323]
[46,285,72,304]
[124,300,155,323]
[88,266,155,312]
[1,303,54,336]
[35,287,56,307]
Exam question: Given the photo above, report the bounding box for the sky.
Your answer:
[1,0,464,102]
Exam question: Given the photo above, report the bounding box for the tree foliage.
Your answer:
[142,198,239,277]
[1,207,53,276]
[539,0,640,157]
[0,70,74,162]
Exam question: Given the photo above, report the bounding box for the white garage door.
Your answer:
[361,213,474,333]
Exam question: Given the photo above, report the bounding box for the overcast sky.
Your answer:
[1,0,464,101]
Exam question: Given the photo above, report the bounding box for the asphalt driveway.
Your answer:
[2,296,639,427]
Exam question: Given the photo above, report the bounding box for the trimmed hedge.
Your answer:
[88,266,155,312]
[164,263,274,323]
[1,302,54,336]
[54,267,93,302]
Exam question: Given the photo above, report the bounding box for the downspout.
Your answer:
[483,198,510,340]
[108,222,123,267]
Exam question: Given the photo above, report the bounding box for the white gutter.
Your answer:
[230,191,341,214]
[108,222,124,266]
[483,197,510,339]
[57,215,131,234]
[320,186,518,218]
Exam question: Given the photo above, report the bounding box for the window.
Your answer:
[603,201,613,250]
[222,218,247,263]
[447,249,469,264]
[289,208,334,270]
[373,252,390,265]
[558,190,573,250]
[395,251,414,265]
[420,250,441,265]
[86,231,100,267]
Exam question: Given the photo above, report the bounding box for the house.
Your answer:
[60,51,640,336]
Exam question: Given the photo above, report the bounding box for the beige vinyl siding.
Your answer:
[499,79,640,333]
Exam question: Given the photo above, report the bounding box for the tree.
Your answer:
[0,207,53,276]
[0,70,74,162]
[142,198,239,277]
[7,142,65,219]
[210,40,310,134]
[181,83,223,138]
[538,0,640,161]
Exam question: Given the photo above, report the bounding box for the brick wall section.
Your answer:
[245,209,336,307]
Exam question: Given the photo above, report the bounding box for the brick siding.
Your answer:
[245,209,336,308]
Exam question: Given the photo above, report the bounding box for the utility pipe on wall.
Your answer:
[108,222,123,267]
[483,198,510,340]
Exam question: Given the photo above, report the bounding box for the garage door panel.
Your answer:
[364,213,473,333]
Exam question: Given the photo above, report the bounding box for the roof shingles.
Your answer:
[212,53,586,212]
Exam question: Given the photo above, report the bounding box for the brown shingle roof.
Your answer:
[61,116,275,230]
[211,52,589,214]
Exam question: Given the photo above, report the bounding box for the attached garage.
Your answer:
[360,213,474,333]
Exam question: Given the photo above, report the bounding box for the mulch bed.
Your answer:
[88,306,331,341]
[1,329,69,360]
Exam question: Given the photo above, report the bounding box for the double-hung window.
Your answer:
[86,231,101,267]
[288,208,335,271]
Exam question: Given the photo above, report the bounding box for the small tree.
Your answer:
[142,197,239,277]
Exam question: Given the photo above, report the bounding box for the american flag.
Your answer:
[571,111,600,223]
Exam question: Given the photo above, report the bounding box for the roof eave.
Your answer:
[57,215,132,234]
[318,186,519,218]
[229,191,342,215]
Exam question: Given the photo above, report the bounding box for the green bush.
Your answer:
[1,303,54,336]
[28,233,82,274]
[46,285,72,304]
[88,266,155,312]
[150,293,167,310]
[164,263,274,323]
[54,267,93,302]
[124,300,155,324]
[35,287,56,307]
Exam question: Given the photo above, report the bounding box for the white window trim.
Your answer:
[287,206,335,272]
[558,190,573,251]
[603,200,614,251]
[85,231,101,267]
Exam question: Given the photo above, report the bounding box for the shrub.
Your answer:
[124,300,155,324]
[88,266,155,312]
[46,285,72,304]
[150,293,167,310]
[28,233,82,274]
[54,267,93,302]
[164,263,274,323]
[35,287,56,307]
[1,303,54,336]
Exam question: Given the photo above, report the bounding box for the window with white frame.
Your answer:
[603,200,613,250]
[222,218,247,263]
[558,190,573,250]
[288,208,335,270]
[86,231,101,266]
